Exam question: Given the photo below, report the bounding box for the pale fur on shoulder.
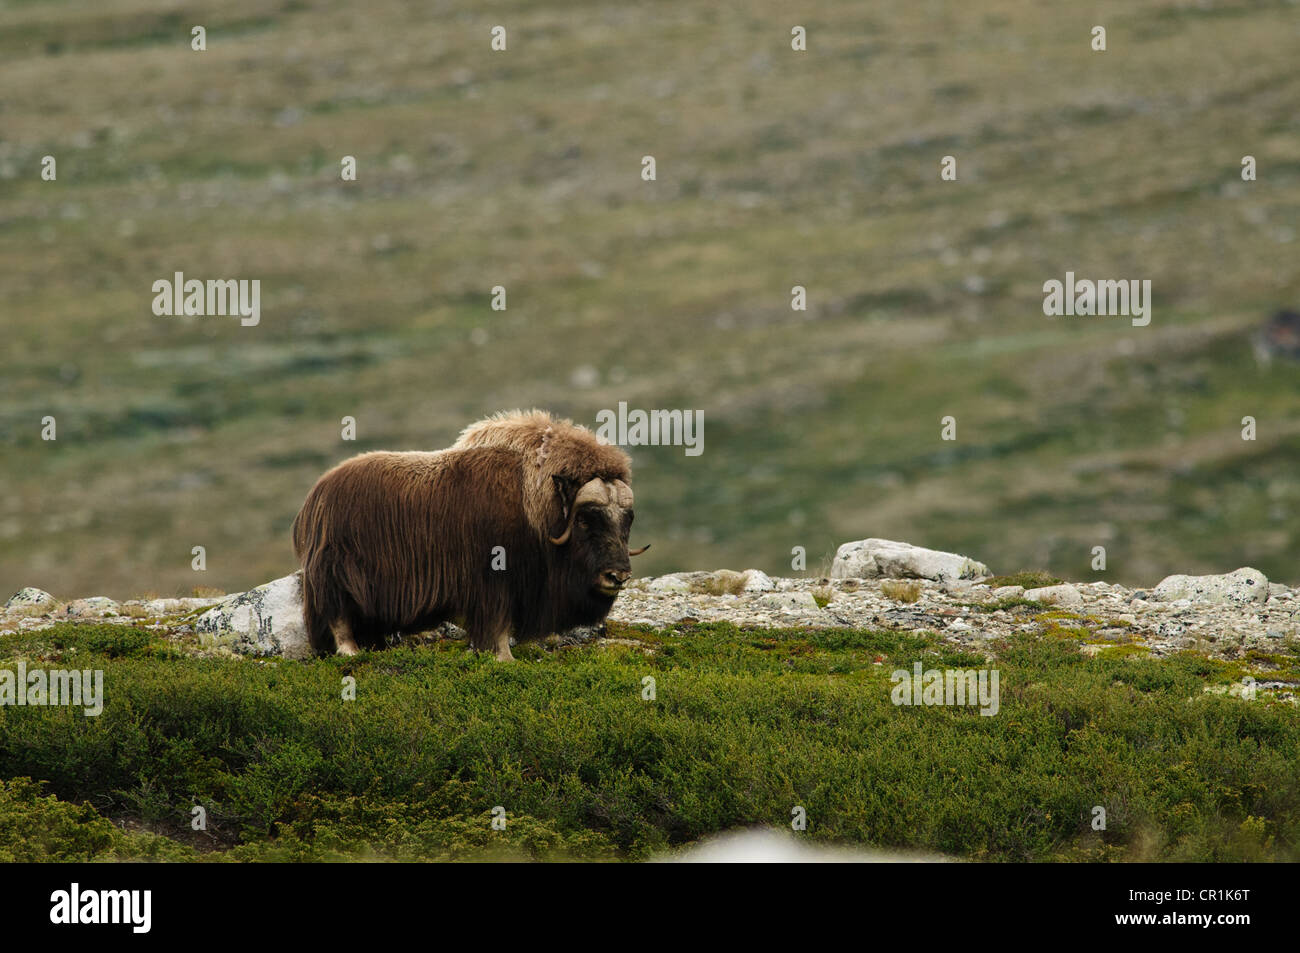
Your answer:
[454,409,632,535]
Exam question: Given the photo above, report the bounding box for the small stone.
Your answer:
[741,569,776,592]
[552,624,604,645]
[1024,584,1083,606]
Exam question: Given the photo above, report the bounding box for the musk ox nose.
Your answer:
[600,569,631,591]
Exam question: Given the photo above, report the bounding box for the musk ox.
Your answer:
[291,410,648,660]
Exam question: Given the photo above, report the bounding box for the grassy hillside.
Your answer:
[1,0,1298,598]
[1,621,1296,861]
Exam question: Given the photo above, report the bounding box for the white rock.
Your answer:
[1151,568,1269,605]
[741,569,776,592]
[991,585,1024,598]
[1024,584,1083,606]
[195,573,310,659]
[831,539,990,583]
[61,596,120,618]
[5,587,56,610]
[646,574,692,593]
[756,591,821,612]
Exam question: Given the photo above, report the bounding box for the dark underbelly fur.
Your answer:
[347,593,619,650]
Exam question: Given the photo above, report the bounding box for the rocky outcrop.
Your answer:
[645,569,776,594]
[5,588,56,611]
[831,539,991,584]
[2,549,1294,677]
[620,567,1298,669]
[60,597,121,619]
[194,573,311,660]
[1150,568,1269,605]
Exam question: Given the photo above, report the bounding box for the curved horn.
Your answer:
[549,478,609,545]
[611,479,634,508]
[628,543,651,556]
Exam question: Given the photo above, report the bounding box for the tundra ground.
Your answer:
[1,619,1296,862]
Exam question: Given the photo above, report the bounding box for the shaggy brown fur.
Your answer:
[454,409,632,536]
[292,411,641,659]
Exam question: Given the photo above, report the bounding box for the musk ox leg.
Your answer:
[466,600,514,661]
[301,573,348,656]
[330,618,360,656]
[491,627,515,663]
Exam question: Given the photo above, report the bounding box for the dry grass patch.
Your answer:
[691,571,747,597]
[881,580,922,603]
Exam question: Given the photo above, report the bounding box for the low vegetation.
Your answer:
[691,570,748,597]
[880,580,922,603]
[965,597,1048,613]
[984,571,1063,590]
[0,621,1295,862]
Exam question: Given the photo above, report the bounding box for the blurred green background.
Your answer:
[1,0,1298,599]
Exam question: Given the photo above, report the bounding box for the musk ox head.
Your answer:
[456,409,650,604]
[549,475,648,601]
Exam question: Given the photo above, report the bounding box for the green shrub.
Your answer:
[0,622,1296,862]
[1,623,169,660]
[0,777,193,862]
